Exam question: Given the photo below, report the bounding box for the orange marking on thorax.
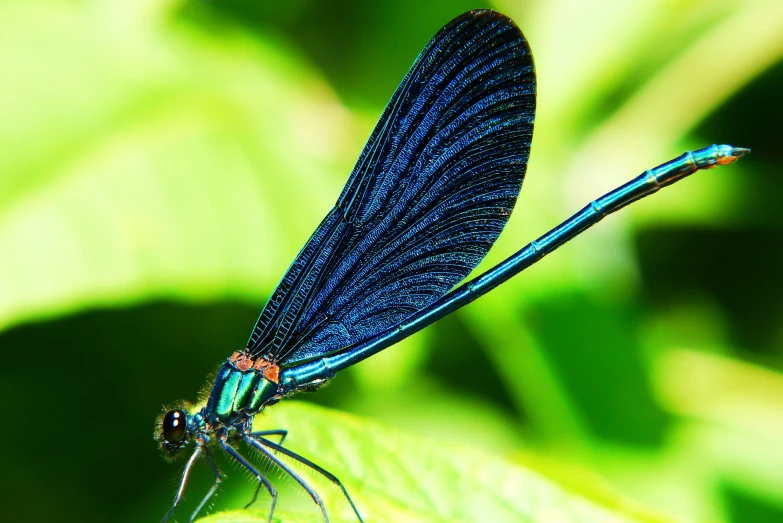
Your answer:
[253,356,280,384]
[263,364,280,384]
[229,351,253,371]
[236,355,252,371]
[229,350,280,384]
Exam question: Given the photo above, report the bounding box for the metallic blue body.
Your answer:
[157,8,750,523]
[279,144,749,390]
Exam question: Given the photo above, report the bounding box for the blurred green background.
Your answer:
[1,0,781,522]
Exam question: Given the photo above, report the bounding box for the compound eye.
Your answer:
[162,409,187,443]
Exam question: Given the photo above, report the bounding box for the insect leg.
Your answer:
[243,435,331,523]
[250,429,288,445]
[252,436,363,523]
[160,445,202,523]
[220,440,277,523]
[188,445,222,523]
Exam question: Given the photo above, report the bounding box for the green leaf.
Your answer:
[196,402,674,523]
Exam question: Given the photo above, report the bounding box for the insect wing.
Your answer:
[248,10,536,365]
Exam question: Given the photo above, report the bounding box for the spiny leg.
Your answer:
[188,445,222,523]
[250,429,288,446]
[243,435,330,523]
[161,445,203,523]
[220,440,277,523]
[252,436,363,523]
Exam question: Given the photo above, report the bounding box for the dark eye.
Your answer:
[162,409,187,443]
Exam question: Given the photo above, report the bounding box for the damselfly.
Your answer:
[156,9,748,523]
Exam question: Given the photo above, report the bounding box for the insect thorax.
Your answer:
[204,351,282,425]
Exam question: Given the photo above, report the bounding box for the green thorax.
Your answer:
[204,352,281,425]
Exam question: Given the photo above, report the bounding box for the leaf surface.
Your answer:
[197,402,673,523]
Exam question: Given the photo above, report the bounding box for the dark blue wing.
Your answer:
[248,10,536,366]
